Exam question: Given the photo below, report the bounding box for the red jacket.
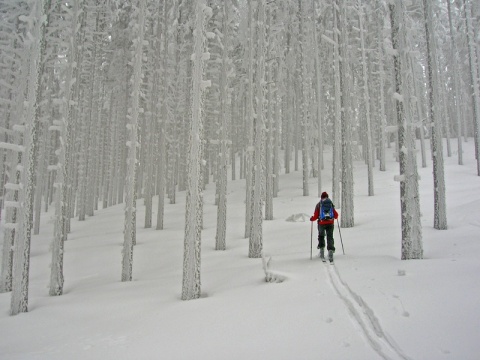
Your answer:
[310,200,339,225]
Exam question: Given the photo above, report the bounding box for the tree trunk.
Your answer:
[249,0,265,259]
[389,1,423,260]
[182,0,209,300]
[11,0,47,315]
[122,0,146,282]
[423,0,447,230]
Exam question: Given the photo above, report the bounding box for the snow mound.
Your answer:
[262,254,287,283]
[285,213,310,222]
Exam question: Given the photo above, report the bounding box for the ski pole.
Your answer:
[310,221,313,260]
[336,218,345,255]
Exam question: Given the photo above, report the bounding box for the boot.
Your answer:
[319,248,325,260]
[328,250,334,263]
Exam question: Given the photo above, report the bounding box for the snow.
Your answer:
[1,139,480,359]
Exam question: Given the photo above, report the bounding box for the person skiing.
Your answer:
[310,192,339,263]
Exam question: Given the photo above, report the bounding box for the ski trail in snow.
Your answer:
[325,264,411,360]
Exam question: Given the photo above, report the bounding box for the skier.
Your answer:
[310,192,339,263]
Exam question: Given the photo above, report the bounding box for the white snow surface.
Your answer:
[1,139,479,360]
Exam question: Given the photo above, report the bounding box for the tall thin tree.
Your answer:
[122,0,146,282]
[182,0,210,300]
[423,0,447,230]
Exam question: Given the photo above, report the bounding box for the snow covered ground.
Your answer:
[1,139,479,360]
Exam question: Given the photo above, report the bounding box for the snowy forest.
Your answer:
[0,0,479,319]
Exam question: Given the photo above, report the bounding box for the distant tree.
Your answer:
[298,0,309,197]
[312,0,324,197]
[446,0,464,166]
[331,0,342,206]
[357,0,374,196]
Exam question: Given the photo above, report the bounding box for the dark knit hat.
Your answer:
[321,192,328,199]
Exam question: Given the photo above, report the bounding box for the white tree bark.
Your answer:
[446,0,463,166]
[215,0,230,250]
[358,1,374,196]
[249,0,266,259]
[332,1,342,207]
[244,0,255,239]
[298,0,309,197]
[50,0,82,296]
[463,0,480,175]
[182,0,210,300]
[11,0,47,315]
[312,0,324,197]
[122,0,146,282]
[389,1,423,260]
[339,0,354,227]
[423,0,447,230]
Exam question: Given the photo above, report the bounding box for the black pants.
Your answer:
[318,223,335,252]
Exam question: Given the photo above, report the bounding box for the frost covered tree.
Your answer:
[339,0,354,228]
[50,0,83,296]
[156,0,170,231]
[0,2,30,294]
[446,0,463,166]
[182,1,211,300]
[311,0,324,197]
[462,0,480,175]
[298,0,309,197]
[422,0,447,230]
[389,0,423,260]
[122,0,146,282]
[244,0,255,240]
[248,0,266,259]
[357,0,374,196]
[215,0,232,251]
[331,0,342,206]
[10,0,48,315]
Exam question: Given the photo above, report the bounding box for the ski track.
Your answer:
[324,261,411,360]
